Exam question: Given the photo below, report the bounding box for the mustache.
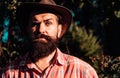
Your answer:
[33,34,51,41]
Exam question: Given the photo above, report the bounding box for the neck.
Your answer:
[35,49,57,72]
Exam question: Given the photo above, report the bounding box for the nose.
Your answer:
[36,23,46,34]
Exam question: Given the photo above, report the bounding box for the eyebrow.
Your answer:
[32,17,56,22]
[44,18,54,22]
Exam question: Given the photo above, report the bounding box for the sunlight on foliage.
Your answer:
[90,54,120,78]
[63,22,102,57]
[114,10,120,18]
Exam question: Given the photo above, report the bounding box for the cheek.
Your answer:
[48,27,58,37]
[49,26,57,32]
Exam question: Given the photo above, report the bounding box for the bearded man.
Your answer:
[1,0,98,78]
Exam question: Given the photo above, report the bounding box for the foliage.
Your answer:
[60,22,102,57]
[90,54,120,78]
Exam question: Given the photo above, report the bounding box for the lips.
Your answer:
[34,37,48,42]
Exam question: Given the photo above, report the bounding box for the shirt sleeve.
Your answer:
[77,59,99,78]
[86,67,98,78]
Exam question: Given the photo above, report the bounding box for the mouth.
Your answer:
[33,38,48,42]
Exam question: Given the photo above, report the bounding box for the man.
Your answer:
[1,0,98,78]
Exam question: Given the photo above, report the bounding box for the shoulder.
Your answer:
[62,53,98,77]
[63,53,89,66]
[58,50,93,68]
[64,54,95,72]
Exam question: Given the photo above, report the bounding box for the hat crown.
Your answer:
[39,0,56,5]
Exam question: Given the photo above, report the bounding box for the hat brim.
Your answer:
[16,2,72,38]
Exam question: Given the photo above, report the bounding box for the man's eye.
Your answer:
[45,21,52,26]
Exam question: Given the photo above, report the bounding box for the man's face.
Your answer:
[27,13,62,61]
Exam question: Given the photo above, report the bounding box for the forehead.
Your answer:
[30,12,58,20]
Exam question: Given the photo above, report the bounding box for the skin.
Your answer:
[28,13,62,72]
[30,13,62,41]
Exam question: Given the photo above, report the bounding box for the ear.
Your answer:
[57,24,62,38]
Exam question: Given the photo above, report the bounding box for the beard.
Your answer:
[29,33,58,62]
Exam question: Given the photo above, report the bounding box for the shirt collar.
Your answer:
[54,48,67,65]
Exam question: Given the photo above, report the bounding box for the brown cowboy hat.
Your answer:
[16,0,72,38]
